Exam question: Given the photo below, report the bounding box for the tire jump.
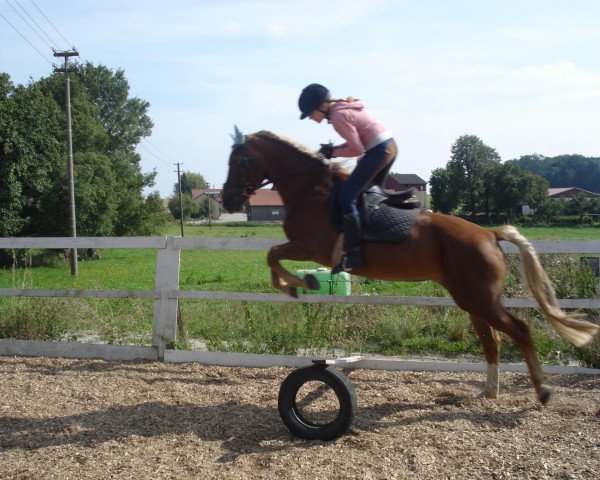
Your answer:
[277,357,361,441]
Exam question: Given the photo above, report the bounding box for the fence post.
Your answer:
[152,236,180,360]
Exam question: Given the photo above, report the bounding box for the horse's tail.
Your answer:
[495,225,599,347]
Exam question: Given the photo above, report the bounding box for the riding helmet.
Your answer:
[298,83,330,119]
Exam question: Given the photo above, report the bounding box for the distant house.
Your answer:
[522,187,600,214]
[191,188,222,219]
[246,189,285,222]
[384,173,427,193]
[548,187,600,199]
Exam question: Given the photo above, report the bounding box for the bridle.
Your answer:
[223,140,272,199]
[224,137,325,201]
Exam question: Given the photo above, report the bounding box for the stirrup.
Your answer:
[332,252,363,274]
[331,262,346,275]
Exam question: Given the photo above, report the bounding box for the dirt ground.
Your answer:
[1,356,599,480]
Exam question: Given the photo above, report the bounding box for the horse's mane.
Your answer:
[252,130,350,183]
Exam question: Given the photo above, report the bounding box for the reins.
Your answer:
[225,135,326,198]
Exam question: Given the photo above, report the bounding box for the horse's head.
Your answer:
[223,128,344,212]
[222,130,269,213]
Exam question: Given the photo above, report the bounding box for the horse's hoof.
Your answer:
[288,287,299,299]
[539,388,551,405]
[475,389,497,400]
[304,274,320,290]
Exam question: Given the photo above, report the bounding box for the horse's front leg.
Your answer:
[267,242,321,298]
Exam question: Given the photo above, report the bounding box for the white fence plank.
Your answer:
[1,236,599,370]
[152,236,180,359]
[0,288,158,299]
[164,349,600,375]
[174,291,600,309]
[500,240,600,254]
[0,237,168,249]
[0,339,157,361]
[173,237,279,251]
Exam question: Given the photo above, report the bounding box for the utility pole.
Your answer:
[207,192,212,225]
[175,163,184,237]
[54,49,79,276]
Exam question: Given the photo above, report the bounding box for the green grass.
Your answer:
[165,221,287,239]
[1,222,598,366]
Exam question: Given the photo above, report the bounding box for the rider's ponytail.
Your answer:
[330,97,356,104]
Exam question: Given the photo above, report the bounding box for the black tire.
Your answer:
[278,365,357,441]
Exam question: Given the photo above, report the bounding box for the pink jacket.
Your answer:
[328,100,391,158]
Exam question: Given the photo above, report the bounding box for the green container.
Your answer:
[295,268,351,295]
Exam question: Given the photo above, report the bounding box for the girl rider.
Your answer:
[298,83,398,273]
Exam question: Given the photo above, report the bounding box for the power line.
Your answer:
[142,138,179,163]
[138,143,173,170]
[4,0,53,50]
[29,0,72,48]
[0,11,53,65]
[14,0,61,50]
[140,155,172,172]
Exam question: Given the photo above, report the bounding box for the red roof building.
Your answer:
[246,189,285,221]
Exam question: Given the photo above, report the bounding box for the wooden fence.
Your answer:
[0,236,599,374]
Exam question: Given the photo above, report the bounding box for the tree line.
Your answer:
[507,154,600,193]
[430,135,600,221]
[0,63,166,240]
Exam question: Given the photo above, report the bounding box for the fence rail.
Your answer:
[1,236,599,373]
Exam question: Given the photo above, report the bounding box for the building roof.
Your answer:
[548,187,600,198]
[247,189,284,206]
[191,188,222,200]
[387,173,427,185]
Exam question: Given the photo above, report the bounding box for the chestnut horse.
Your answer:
[222,130,599,404]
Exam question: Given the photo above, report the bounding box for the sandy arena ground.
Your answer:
[1,356,599,479]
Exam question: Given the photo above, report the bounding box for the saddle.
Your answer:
[332,185,421,244]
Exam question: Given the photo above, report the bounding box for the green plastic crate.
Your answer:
[295,268,351,295]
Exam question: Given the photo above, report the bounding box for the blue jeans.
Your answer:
[338,138,397,215]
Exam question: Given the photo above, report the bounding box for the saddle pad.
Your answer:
[361,203,420,244]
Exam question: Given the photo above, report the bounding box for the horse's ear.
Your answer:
[230,125,246,147]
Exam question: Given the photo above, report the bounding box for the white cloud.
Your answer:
[266,22,288,38]
[508,61,600,102]
[225,21,242,35]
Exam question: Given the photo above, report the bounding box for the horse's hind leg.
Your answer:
[476,307,549,404]
[470,315,501,399]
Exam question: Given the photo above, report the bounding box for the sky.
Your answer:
[1,0,599,198]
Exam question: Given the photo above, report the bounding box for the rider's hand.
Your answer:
[318,143,335,159]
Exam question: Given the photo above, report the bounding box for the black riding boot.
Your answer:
[332,213,364,274]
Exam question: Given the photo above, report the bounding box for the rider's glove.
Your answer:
[318,143,335,159]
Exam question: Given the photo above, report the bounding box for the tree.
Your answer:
[563,194,596,224]
[180,173,192,195]
[430,134,550,221]
[167,194,200,220]
[174,172,209,195]
[444,135,501,216]
[447,135,501,216]
[490,162,523,220]
[36,63,162,236]
[536,198,564,223]
[0,75,65,237]
[75,62,153,152]
[429,167,459,213]
[1,64,165,239]
[520,172,549,212]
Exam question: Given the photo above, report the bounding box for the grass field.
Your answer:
[1,221,598,366]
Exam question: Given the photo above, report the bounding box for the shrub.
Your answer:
[0,297,74,341]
